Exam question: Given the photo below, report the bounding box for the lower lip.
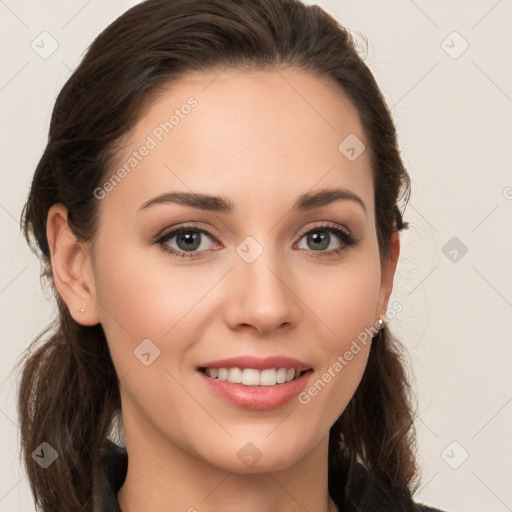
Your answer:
[198,370,313,410]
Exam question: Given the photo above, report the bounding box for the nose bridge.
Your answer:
[225,234,299,333]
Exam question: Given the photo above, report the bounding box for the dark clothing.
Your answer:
[99,439,444,512]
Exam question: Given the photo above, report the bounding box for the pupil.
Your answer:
[178,231,200,251]
[309,232,329,250]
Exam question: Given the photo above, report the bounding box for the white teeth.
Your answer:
[228,367,242,384]
[259,369,277,386]
[203,367,302,386]
[276,368,287,383]
[242,369,260,386]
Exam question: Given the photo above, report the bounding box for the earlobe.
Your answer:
[46,204,101,326]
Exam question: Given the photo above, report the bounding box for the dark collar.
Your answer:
[99,440,127,512]
[99,439,444,512]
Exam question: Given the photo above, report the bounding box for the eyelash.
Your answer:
[155,222,357,260]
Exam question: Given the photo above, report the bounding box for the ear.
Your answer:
[376,227,400,320]
[46,203,101,326]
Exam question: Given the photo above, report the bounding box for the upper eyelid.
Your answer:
[300,221,351,235]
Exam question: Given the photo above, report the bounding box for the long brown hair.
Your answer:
[17,0,415,510]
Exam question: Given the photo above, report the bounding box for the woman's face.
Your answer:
[84,67,398,473]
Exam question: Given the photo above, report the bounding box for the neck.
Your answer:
[117,411,336,512]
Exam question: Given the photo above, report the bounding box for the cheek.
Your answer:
[92,243,210,368]
[296,252,380,411]
[304,252,381,348]
[297,265,378,424]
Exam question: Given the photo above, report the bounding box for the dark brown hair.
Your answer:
[17,0,415,510]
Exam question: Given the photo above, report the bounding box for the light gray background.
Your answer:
[1,1,511,511]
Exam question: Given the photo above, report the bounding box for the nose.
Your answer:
[222,244,300,336]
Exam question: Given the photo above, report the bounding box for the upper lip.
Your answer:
[197,355,313,372]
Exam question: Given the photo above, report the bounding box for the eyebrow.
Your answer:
[137,188,367,215]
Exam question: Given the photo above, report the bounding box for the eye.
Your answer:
[294,222,357,258]
[157,224,220,259]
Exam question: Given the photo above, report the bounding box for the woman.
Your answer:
[17,0,446,510]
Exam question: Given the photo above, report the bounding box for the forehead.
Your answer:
[101,67,373,217]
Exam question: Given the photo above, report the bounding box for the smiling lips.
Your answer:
[197,355,314,409]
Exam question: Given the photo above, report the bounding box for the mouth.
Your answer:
[197,364,315,410]
[198,366,313,387]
